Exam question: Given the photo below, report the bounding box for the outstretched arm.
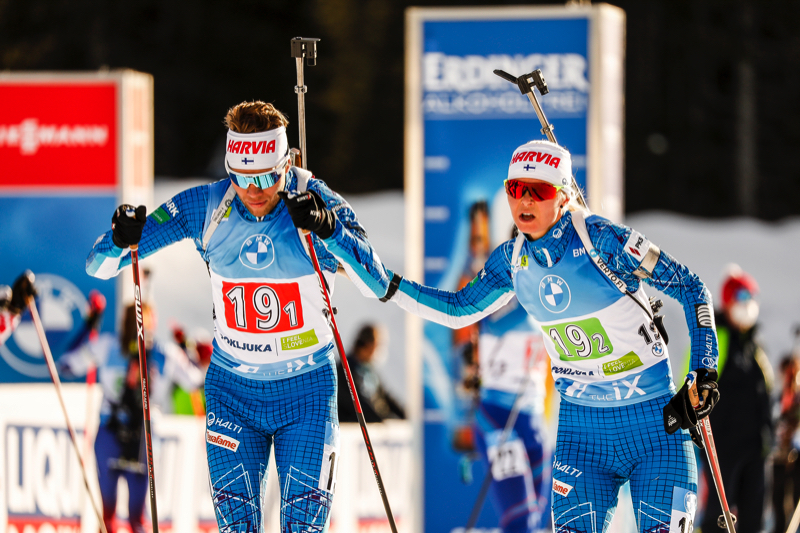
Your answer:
[86,185,209,279]
[388,242,516,329]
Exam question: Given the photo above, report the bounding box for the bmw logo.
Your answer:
[652,342,665,357]
[239,234,275,270]
[538,275,571,313]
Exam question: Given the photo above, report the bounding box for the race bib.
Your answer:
[487,436,529,481]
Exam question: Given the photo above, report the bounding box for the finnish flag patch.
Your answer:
[695,303,714,328]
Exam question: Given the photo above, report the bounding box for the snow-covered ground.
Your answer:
[147,180,800,408]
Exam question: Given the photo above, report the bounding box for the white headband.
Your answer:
[507,140,572,187]
[225,126,289,170]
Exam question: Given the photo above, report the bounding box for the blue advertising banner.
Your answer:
[0,195,118,382]
[406,6,625,532]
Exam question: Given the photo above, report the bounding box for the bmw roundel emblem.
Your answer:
[239,234,275,270]
[652,341,665,357]
[538,275,571,313]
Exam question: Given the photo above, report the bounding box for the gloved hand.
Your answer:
[277,190,336,239]
[664,368,720,434]
[9,270,36,314]
[111,205,147,248]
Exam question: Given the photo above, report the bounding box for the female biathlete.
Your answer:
[288,139,722,533]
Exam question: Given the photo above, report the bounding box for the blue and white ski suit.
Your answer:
[340,209,719,533]
[86,171,387,533]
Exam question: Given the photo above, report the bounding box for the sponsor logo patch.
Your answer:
[150,206,171,224]
[538,275,571,314]
[206,429,240,452]
[652,342,665,357]
[601,352,644,376]
[281,330,319,351]
[552,478,574,497]
[624,230,650,262]
[239,234,276,270]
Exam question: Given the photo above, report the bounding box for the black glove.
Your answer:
[277,190,336,239]
[9,270,36,314]
[112,205,147,248]
[664,368,720,434]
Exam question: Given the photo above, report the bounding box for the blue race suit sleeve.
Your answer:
[586,216,719,372]
[390,241,516,329]
[303,178,394,295]
[86,185,209,279]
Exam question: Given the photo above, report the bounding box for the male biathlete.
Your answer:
[86,101,387,532]
[287,139,722,533]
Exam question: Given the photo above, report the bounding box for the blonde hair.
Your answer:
[559,180,590,215]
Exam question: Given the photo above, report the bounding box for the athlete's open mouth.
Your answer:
[519,213,535,222]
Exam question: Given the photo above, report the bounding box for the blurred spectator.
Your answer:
[59,294,203,533]
[170,323,213,416]
[337,324,404,423]
[772,328,800,533]
[0,271,36,345]
[700,265,774,533]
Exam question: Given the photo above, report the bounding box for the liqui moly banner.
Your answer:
[405,6,625,532]
[0,71,153,383]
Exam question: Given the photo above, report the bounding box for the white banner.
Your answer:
[0,385,412,533]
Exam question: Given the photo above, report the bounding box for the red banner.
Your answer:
[0,83,117,189]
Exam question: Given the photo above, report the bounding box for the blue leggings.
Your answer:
[474,401,549,533]
[205,361,338,533]
[94,425,148,533]
[551,394,697,533]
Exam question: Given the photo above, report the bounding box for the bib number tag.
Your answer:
[545,317,614,361]
[487,437,529,481]
[222,281,304,334]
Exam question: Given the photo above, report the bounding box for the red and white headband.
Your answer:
[225,127,289,171]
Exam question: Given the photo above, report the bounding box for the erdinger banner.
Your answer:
[0,71,153,383]
[405,6,624,532]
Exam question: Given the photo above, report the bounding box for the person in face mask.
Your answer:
[699,265,774,533]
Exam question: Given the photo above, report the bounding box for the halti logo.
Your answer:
[552,479,574,497]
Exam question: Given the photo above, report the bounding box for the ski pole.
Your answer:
[130,244,160,533]
[493,68,588,210]
[786,494,800,533]
[26,294,108,533]
[291,35,399,533]
[687,372,737,532]
[465,337,542,532]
